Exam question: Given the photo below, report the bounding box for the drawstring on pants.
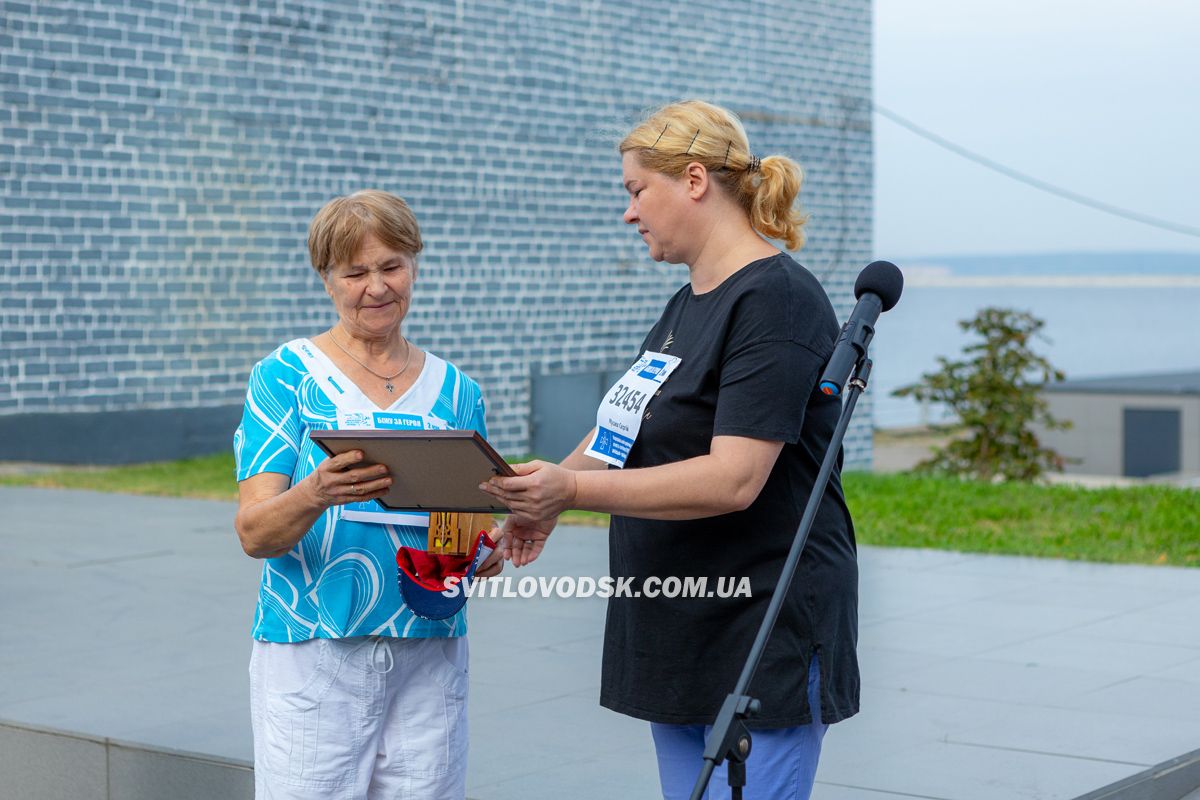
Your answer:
[370,637,394,674]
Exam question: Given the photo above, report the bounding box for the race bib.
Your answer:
[336,409,450,432]
[339,410,451,525]
[584,350,681,468]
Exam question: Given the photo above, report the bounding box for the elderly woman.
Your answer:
[234,189,501,799]
[483,101,859,799]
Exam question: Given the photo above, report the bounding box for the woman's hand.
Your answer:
[237,450,393,559]
[498,515,558,567]
[302,450,392,509]
[480,460,577,520]
[476,535,505,578]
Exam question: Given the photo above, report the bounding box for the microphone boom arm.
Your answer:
[689,356,874,800]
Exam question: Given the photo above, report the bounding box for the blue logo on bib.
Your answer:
[638,359,668,381]
[592,427,634,461]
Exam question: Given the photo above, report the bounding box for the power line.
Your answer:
[873,102,1200,239]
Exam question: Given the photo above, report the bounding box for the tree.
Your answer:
[892,307,1070,481]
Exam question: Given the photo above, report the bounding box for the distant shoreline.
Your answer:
[870,274,1199,429]
[904,273,1200,288]
[892,251,1200,284]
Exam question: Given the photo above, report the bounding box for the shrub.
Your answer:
[892,307,1069,481]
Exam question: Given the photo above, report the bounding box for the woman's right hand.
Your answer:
[303,450,393,509]
[237,450,392,559]
[480,460,578,520]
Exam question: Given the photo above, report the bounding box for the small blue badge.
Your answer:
[592,427,635,461]
[637,359,668,381]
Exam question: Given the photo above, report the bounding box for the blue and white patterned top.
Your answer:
[233,338,487,642]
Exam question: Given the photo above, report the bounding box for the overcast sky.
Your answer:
[873,0,1200,259]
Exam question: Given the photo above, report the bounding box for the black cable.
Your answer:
[873,102,1200,239]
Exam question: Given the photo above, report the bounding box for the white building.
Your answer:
[1040,371,1200,478]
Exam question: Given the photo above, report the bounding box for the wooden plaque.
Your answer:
[309,429,514,513]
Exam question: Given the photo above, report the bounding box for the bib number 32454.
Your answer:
[584,350,681,468]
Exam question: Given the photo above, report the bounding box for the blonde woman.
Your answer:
[483,101,859,799]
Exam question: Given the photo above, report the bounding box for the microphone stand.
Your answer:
[688,357,873,800]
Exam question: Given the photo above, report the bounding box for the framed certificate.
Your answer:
[309,429,515,513]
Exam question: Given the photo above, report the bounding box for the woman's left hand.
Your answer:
[476,537,505,578]
[479,460,577,520]
[498,515,558,567]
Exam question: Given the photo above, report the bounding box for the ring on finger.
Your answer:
[353,483,362,496]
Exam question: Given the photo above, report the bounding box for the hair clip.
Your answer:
[651,124,670,149]
[722,141,732,168]
[684,128,700,155]
[747,155,762,173]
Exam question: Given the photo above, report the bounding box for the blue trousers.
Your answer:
[650,657,827,800]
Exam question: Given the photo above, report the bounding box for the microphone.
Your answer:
[818,261,904,397]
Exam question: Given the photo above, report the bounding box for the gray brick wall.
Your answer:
[0,0,874,465]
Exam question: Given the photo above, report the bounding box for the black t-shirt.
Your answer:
[599,253,860,728]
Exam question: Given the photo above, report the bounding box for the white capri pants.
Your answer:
[249,635,469,800]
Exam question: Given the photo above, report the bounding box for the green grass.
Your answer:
[844,471,1200,567]
[0,453,240,500]
[3,457,1196,564]
[0,453,610,527]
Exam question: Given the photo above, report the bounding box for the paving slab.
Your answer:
[2,486,1199,799]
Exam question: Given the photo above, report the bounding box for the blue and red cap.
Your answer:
[396,530,496,620]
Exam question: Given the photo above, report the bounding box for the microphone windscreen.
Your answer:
[853,261,904,311]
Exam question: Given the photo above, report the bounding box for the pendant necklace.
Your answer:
[328,328,412,394]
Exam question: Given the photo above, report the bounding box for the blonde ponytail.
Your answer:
[745,155,807,251]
